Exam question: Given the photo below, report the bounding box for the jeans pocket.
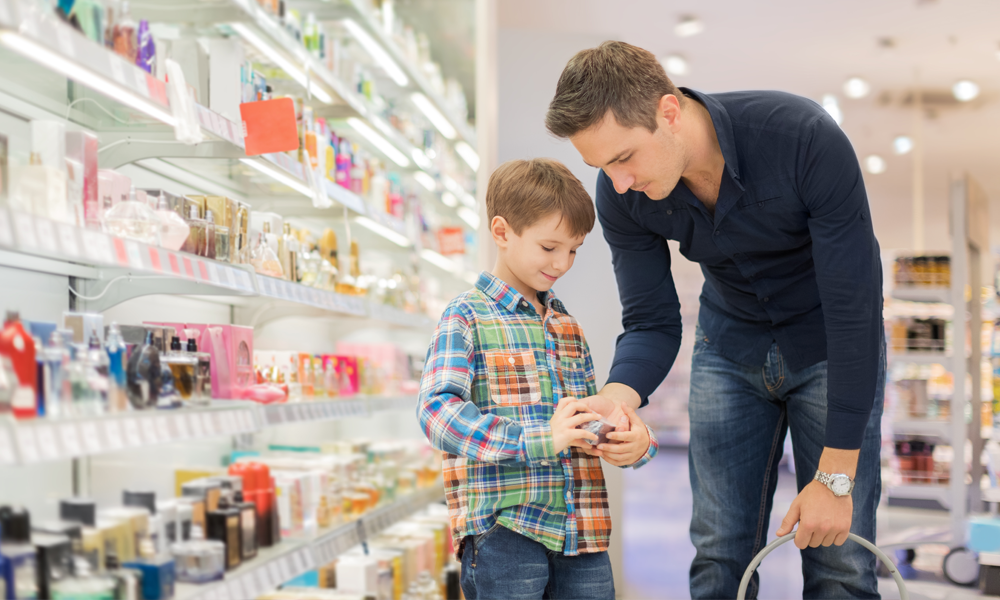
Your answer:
[474,521,505,552]
[692,323,711,355]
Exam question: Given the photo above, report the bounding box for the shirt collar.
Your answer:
[475,271,566,316]
[679,87,741,183]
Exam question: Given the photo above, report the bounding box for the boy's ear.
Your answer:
[491,216,512,248]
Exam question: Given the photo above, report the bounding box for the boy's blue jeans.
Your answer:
[688,324,885,599]
[460,523,615,600]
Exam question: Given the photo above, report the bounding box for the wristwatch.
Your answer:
[814,470,854,497]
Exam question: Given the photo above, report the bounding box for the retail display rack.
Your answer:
[882,174,990,582]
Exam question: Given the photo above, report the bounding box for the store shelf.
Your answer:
[892,418,952,438]
[177,485,445,600]
[0,395,416,466]
[891,286,951,304]
[887,483,952,511]
[889,351,951,365]
[0,402,258,466]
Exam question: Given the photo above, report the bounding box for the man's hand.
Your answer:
[551,397,601,454]
[599,405,650,467]
[776,448,859,549]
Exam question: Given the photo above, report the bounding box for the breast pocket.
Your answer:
[558,356,590,399]
[485,351,542,406]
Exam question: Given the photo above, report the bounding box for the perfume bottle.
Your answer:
[250,231,284,278]
[324,360,339,398]
[182,334,210,406]
[42,331,72,419]
[153,197,190,251]
[67,336,109,417]
[162,337,196,402]
[0,312,37,420]
[278,223,299,282]
[103,187,160,246]
[126,330,161,410]
[204,496,240,571]
[181,205,206,256]
[0,506,40,600]
[202,211,217,260]
[105,324,128,412]
[215,226,230,263]
[112,0,137,63]
[136,19,155,75]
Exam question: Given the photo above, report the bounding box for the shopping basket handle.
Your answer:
[736,531,908,599]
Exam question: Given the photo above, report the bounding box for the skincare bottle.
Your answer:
[125,330,161,409]
[162,337,196,402]
[0,312,37,419]
[204,495,241,571]
[112,0,137,63]
[231,491,257,562]
[104,324,127,413]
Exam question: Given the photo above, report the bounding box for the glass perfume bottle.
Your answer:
[184,333,211,405]
[103,187,160,246]
[43,330,72,419]
[215,226,231,263]
[105,323,128,412]
[112,0,137,63]
[163,337,196,402]
[126,330,161,410]
[202,211,217,260]
[324,361,339,398]
[0,311,37,419]
[154,196,190,251]
[232,491,257,562]
[205,495,241,571]
[69,336,109,417]
[278,223,299,282]
[250,231,284,278]
[312,357,325,398]
[181,205,206,256]
[10,152,69,223]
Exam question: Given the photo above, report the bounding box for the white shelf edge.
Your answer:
[890,286,952,304]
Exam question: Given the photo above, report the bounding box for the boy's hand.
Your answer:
[599,405,651,466]
[551,397,602,454]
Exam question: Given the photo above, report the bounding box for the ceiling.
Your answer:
[497,0,1000,254]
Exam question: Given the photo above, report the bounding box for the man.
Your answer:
[544,41,884,599]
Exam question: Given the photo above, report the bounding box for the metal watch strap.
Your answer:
[814,470,855,495]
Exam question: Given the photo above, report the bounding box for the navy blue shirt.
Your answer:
[598,88,883,450]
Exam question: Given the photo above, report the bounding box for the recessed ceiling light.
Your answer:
[821,94,842,126]
[843,77,871,99]
[675,16,704,38]
[660,54,688,76]
[864,155,887,174]
[893,135,914,155]
[952,79,980,102]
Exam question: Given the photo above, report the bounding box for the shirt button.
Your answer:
[764,297,770,303]
[714,230,721,236]
[758,202,764,208]
[666,209,673,215]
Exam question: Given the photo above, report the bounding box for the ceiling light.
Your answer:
[355,216,412,247]
[441,192,458,207]
[952,79,980,102]
[240,158,315,198]
[458,207,480,229]
[864,155,887,174]
[893,135,914,155]
[230,24,332,104]
[0,32,177,126]
[821,94,842,126]
[461,193,477,209]
[347,117,410,167]
[675,16,704,37]
[412,93,457,140]
[455,141,480,171]
[660,54,688,77]
[341,19,408,86]
[442,175,463,195]
[843,77,871,99]
[413,171,436,192]
[421,248,458,272]
[410,149,433,169]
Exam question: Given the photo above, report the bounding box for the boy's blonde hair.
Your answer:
[485,158,595,237]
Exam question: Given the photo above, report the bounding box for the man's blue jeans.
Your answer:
[460,524,615,600]
[688,325,885,599]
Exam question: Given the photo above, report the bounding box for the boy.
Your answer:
[417,158,658,600]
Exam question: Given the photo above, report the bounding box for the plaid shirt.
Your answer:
[418,272,658,556]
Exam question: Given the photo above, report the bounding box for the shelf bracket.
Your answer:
[73,267,254,313]
[98,133,244,170]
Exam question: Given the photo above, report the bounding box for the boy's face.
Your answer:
[493,211,586,293]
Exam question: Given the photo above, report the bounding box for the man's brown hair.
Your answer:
[486,158,595,238]
[545,40,683,139]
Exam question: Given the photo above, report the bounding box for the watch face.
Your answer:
[831,476,851,495]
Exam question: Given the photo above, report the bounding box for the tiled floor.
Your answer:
[621,447,996,599]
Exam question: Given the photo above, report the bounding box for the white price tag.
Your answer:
[154,416,171,443]
[56,223,80,257]
[189,413,205,438]
[0,210,13,247]
[226,579,244,600]
[236,576,255,599]
[104,420,124,450]
[218,267,234,288]
[58,423,83,457]
[291,405,305,422]
[220,411,237,434]
[278,557,292,582]
[34,218,58,254]
[35,425,60,461]
[139,417,159,444]
[14,213,38,249]
[0,428,15,464]
[56,27,74,57]
[300,548,315,570]
[108,55,127,85]
[80,422,102,454]
[124,240,145,270]
[201,413,216,437]
[172,414,190,439]
[122,418,143,447]
[239,410,255,432]
[268,561,283,585]
[215,584,231,600]
[256,568,272,592]
[206,262,220,285]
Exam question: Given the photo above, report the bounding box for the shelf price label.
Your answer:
[172,414,190,439]
[226,578,245,600]
[14,213,38,250]
[154,416,171,443]
[56,27,74,58]
[56,223,81,258]
[35,425,60,461]
[0,210,13,247]
[34,218,59,255]
[80,422,102,454]
[58,423,83,457]
[125,240,146,270]
[104,420,124,450]
[268,561,283,586]
[15,427,40,463]
[122,418,143,447]
[108,55,127,85]
[255,568,271,593]
[0,427,15,465]
[218,267,235,288]
[147,247,162,272]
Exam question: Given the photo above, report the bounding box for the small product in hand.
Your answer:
[577,417,619,446]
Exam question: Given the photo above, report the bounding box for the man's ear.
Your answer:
[491,216,512,249]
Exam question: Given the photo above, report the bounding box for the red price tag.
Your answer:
[148,247,162,272]
[182,257,195,278]
[168,253,181,275]
[112,238,129,266]
[197,261,209,281]
[147,74,169,105]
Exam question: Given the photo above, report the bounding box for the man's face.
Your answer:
[496,211,585,293]
[570,99,686,201]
